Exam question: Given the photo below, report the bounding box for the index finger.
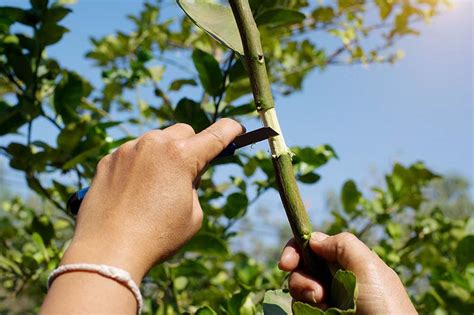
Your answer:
[186,118,245,172]
[279,238,300,271]
[309,232,375,271]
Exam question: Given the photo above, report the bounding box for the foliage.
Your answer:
[0,0,464,314]
[324,166,474,315]
[0,196,72,313]
[263,270,358,315]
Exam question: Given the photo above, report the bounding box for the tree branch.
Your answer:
[212,53,235,122]
[0,69,25,94]
[42,113,62,131]
[157,54,197,78]
[229,0,332,288]
[81,98,131,136]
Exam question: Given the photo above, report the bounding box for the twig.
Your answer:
[43,114,62,131]
[29,175,67,212]
[0,69,25,94]
[357,221,375,239]
[75,167,83,190]
[157,54,197,77]
[0,146,9,158]
[81,98,131,136]
[27,122,33,146]
[212,53,235,122]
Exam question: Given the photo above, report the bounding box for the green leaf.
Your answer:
[173,259,210,278]
[386,221,403,239]
[177,0,244,55]
[330,270,357,310]
[293,145,338,168]
[311,7,335,24]
[38,23,69,46]
[256,9,305,27]
[7,143,33,171]
[292,302,324,315]
[263,290,292,315]
[31,232,49,261]
[30,215,55,245]
[456,235,474,269]
[228,290,256,315]
[341,180,361,214]
[221,103,256,118]
[243,157,258,176]
[224,192,248,219]
[183,232,229,256]
[0,103,27,136]
[54,71,83,123]
[45,7,71,23]
[30,0,49,10]
[168,78,197,91]
[0,256,22,276]
[192,49,223,97]
[465,263,474,290]
[224,78,252,103]
[375,0,393,20]
[196,305,217,315]
[0,7,39,26]
[62,145,101,170]
[229,59,247,82]
[292,270,357,315]
[6,50,33,84]
[57,121,88,152]
[174,97,210,132]
[298,172,321,184]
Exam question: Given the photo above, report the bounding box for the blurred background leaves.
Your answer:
[0,0,472,314]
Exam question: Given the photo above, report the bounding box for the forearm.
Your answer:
[40,241,146,314]
[40,271,138,315]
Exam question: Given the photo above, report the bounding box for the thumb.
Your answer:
[309,232,375,271]
[186,119,245,174]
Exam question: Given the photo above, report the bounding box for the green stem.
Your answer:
[229,0,332,287]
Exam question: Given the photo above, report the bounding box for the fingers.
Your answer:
[309,232,374,271]
[162,123,195,140]
[186,118,245,170]
[134,124,194,151]
[191,191,203,231]
[278,239,300,271]
[288,271,326,305]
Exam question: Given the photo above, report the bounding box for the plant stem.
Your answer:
[229,0,332,287]
[213,52,235,122]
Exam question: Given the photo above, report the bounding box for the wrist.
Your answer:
[61,239,148,284]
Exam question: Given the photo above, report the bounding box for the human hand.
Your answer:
[279,232,417,315]
[60,119,244,283]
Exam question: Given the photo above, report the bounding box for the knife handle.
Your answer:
[67,187,89,215]
[66,142,238,215]
[214,142,237,160]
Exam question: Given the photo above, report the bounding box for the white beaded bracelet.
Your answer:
[48,263,143,314]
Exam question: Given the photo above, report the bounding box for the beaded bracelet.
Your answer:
[48,263,143,314]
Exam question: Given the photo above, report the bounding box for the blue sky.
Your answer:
[1,1,472,233]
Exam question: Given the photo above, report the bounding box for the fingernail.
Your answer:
[311,232,329,242]
[302,290,317,304]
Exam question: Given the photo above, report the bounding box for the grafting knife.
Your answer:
[66,127,278,215]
